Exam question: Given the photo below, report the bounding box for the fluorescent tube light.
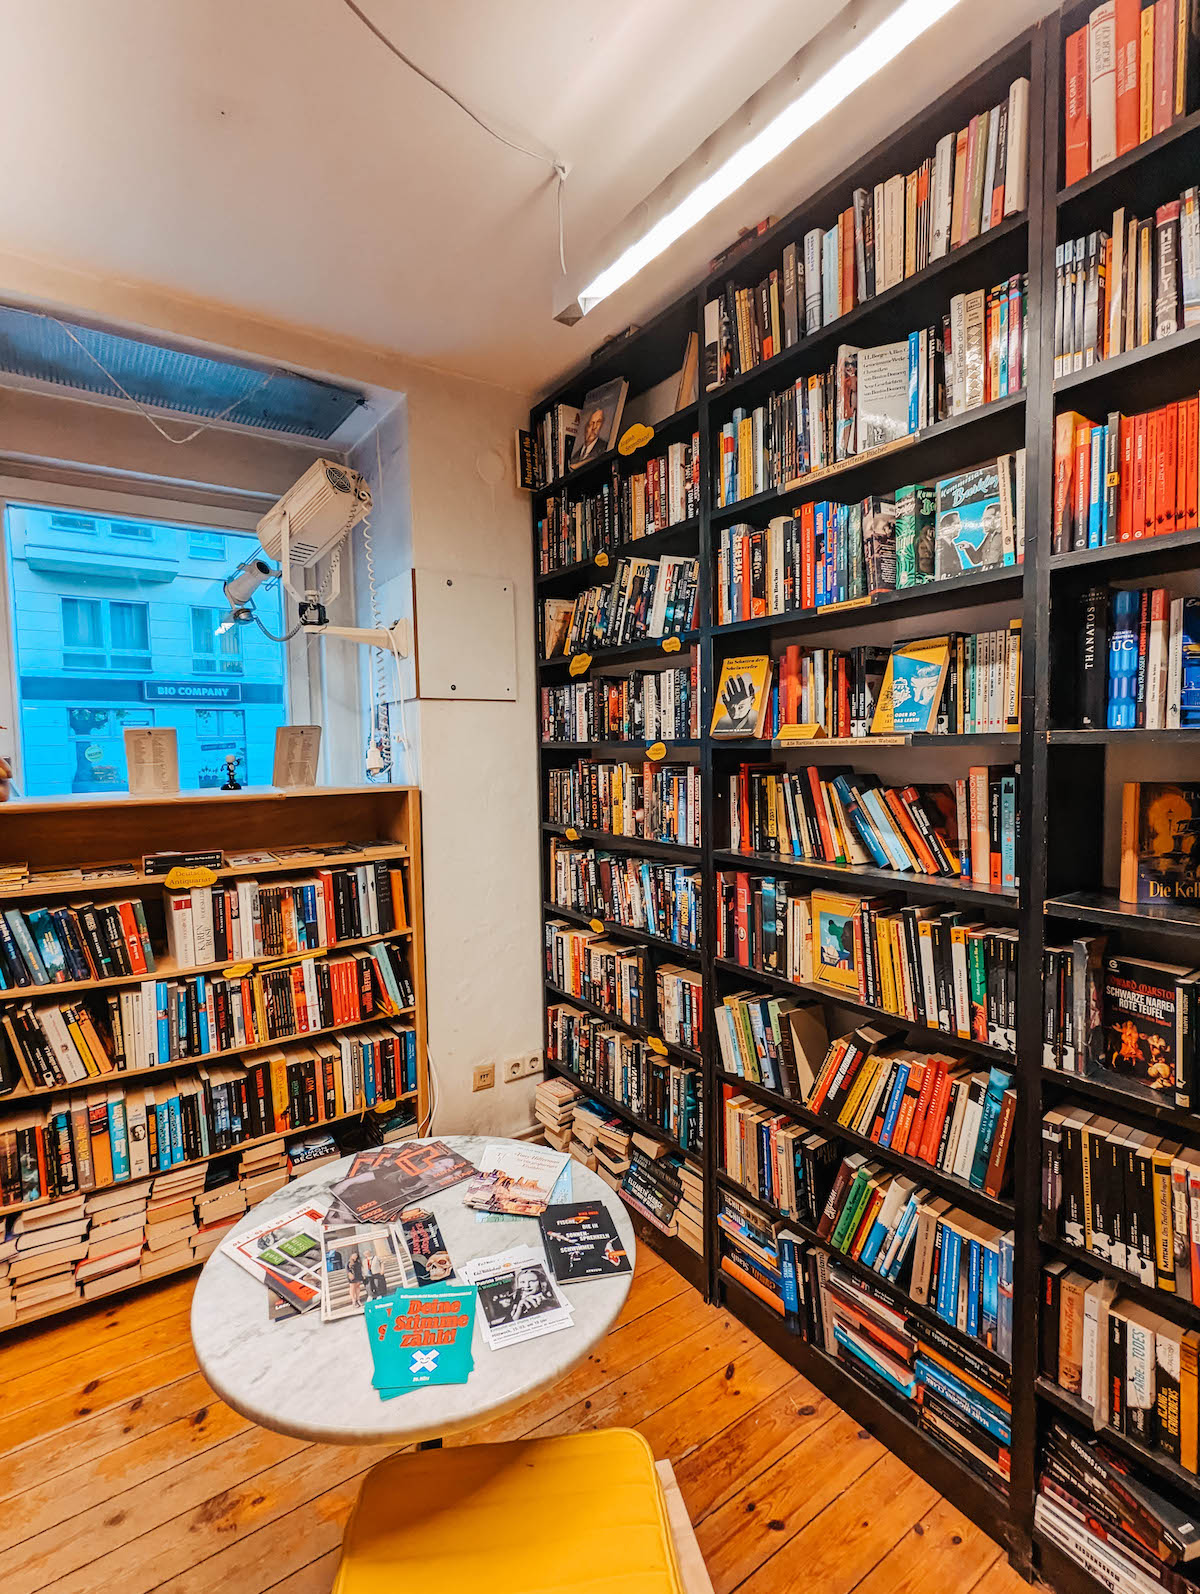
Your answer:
[576,0,964,315]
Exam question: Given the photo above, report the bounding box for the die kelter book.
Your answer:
[539,1201,632,1283]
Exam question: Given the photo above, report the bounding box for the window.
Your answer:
[188,531,225,560]
[61,597,150,672]
[6,502,288,796]
[191,606,243,675]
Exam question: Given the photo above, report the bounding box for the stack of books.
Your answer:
[673,1158,704,1254]
[142,1172,201,1278]
[84,1183,148,1285]
[912,1316,1013,1491]
[718,1189,821,1330]
[535,1075,581,1152]
[193,1179,247,1260]
[240,1137,289,1206]
[11,1196,89,1318]
[574,1102,633,1184]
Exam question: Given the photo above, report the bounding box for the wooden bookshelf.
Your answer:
[0,786,428,1328]
[529,12,1200,1586]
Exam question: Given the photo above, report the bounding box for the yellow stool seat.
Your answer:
[332,1428,686,1593]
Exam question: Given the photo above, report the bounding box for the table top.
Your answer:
[189,1134,636,1445]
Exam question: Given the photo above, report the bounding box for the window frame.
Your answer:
[0,477,331,797]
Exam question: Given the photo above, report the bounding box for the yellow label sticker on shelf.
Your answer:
[261,948,324,971]
[646,741,667,762]
[594,550,610,568]
[618,422,655,456]
[164,865,219,889]
[569,653,592,677]
[661,636,682,654]
[565,827,580,841]
[774,723,829,743]
[222,962,254,980]
[589,917,605,934]
[647,1036,668,1055]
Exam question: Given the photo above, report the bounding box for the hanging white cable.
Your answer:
[48,316,278,444]
[339,0,569,274]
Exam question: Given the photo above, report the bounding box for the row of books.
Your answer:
[1035,1418,1200,1594]
[539,664,699,745]
[1043,1105,1200,1302]
[1052,394,1200,554]
[0,897,155,989]
[619,1142,703,1253]
[701,76,1029,387]
[1042,1264,1200,1473]
[1063,0,1199,184]
[547,840,702,950]
[1042,938,1199,1111]
[656,963,703,1050]
[1,940,415,1090]
[1077,584,1200,730]
[715,278,1026,510]
[717,1188,826,1334]
[544,920,650,1029]
[717,877,1021,1053]
[714,458,1025,628]
[546,759,702,849]
[536,434,701,573]
[539,556,699,659]
[1055,194,1200,380]
[724,760,1018,888]
[545,1004,702,1152]
[0,1023,417,1206]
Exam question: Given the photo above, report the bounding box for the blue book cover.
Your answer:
[970,1067,1012,1189]
[907,331,920,435]
[938,1226,962,1324]
[195,975,210,1056]
[830,776,891,869]
[4,910,48,984]
[859,1216,890,1270]
[981,1243,999,1348]
[363,1039,378,1107]
[366,1287,477,1398]
[168,1096,184,1164]
[155,1099,172,1165]
[1181,597,1200,729]
[878,1063,911,1147]
[833,1323,917,1397]
[1087,425,1104,547]
[0,914,28,985]
[155,982,170,1063]
[1000,776,1017,891]
[108,1096,130,1182]
[48,908,90,981]
[998,296,1009,395]
[997,1233,1014,1362]
[26,909,66,982]
[1107,588,1140,728]
[965,1237,981,1339]
[884,1193,921,1279]
[777,1234,801,1331]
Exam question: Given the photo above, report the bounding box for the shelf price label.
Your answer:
[569,653,592,677]
[646,742,667,762]
[564,827,580,841]
[647,1036,668,1056]
[594,550,610,568]
[165,864,219,889]
[660,636,682,654]
[588,917,605,934]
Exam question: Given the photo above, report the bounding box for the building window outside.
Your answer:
[7,502,288,796]
[191,606,243,675]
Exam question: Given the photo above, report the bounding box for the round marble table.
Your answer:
[190,1134,636,1445]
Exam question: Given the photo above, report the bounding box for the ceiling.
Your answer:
[0,0,1055,401]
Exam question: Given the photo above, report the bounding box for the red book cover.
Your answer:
[837,657,850,737]
[882,789,940,875]
[1188,396,1199,526]
[737,765,751,852]
[1053,410,1078,552]
[1154,0,1175,133]
[316,870,338,945]
[917,1065,954,1164]
[1119,413,1135,538]
[1162,402,1179,532]
[1114,0,1142,153]
[892,1063,926,1155]
[969,766,991,885]
[906,1059,942,1162]
[1132,411,1148,536]
[1146,409,1161,535]
[848,1188,885,1259]
[116,900,147,975]
[1178,402,1190,532]
[806,766,838,861]
[1073,422,1092,551]
[1064,26,1092,183]
[800,504,816,609]
[784,644,801,725]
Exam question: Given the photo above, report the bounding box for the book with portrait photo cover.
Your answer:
[569,378,629,469]
[711,655,772,739]
[319,1218,417,1322]
[539,1200,631,1283]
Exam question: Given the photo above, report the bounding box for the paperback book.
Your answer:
[221,1203,326,1312]
[326,1140,476,1225]
[539,1201,632,1284]
[462,1143,571,1217]
[364,1287,477,1397]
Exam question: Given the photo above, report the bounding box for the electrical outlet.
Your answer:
[502,1056,525,1083]
[521,1053,543,1078]
[472,1064,495,1092]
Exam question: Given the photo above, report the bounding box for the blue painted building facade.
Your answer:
[5,504,288,795]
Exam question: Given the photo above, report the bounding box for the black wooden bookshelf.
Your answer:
[529,11,1200,1584]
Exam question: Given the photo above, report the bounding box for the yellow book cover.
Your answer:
[877,917,899,1014]
[63,1007,102,1078]
[870,637,951,734]
[839,1053,880,1129]
[712,655,772,739]
[811,890,863,995]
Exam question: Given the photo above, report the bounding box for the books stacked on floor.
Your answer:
[572,1100,632,1184]
[544,919,649,1022]
[1042,1263,1200,1469]
[535,1075,581,1152]
[1075,586,1200,730]
[536,429,701,573]
[0,938,415,1086]
[137,1166,200,1279]
[1055,191,1200,378]
[547,758,702,848]
[0,1226,13,1324]
[540,663,699,744]
[1053,393,1199,553]
[656,964,703,1052]
[721,761,1018,889]
[544,1004,702,1152]
[192,1173,248,1264]
[620,1142,690,1237]
[718,1188,820,1327]
[240,1136,289,1206]
[673,1158,704,1253]
[795,1029,1016,1196]
[715,465,1025,625]
[702,77,1029,389]
[714,278,1027,510]
[539,556,700,658]
[1063,2,1199,186]
[1035,1419,1200,1594]
[1043,1108,1200,1301]
[10,1195,90,1318]
[83,1182,148,1287]
[547,839,702,949]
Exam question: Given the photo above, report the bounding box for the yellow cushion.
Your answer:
[333,1428,686,1594]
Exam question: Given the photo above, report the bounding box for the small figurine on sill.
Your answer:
[220,752,243,792]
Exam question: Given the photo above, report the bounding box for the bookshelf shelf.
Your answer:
[712,957,1015,1066]
[1035,1378,1200,1504]
[542,1058,701,1166]
[532,401,700,501]
[542,901,702,962]
[544,981,701,1064]
[536,518,700,594]
[0,926,412,1004]
[541,822,701,862]
[708,392,1027,532]
[1038,1231,1200,1334]
[716,1069,1015,1224]
[1041,1065,1200,1131]
[1046,728,1200,745]
[538,634,700,677]
[1044,890,1200,936]
[1031,1532,1106,1594]
[712,562,1023,639]
[709,732,1020,751]
[1047,524,1200,575]
[1051,321,1200,415]
[711,848,1020,910]
[540,741,702,755]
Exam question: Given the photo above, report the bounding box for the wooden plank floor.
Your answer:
[0,1251,1034,1594]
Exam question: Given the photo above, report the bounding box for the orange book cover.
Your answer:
[1187,397,1199,526]
[116,899,146,975]
[269,1052,291,1131]
[1162,403,1179,532]
[1053,410,1082,551]
[950,127,969,248]
[1146,409,1161,536]
[969,765,991,885]
[882,789,940,875]
[1115,0,1143,152]
[1178,402,1191,532]
[1140,4,1156,140]
[1064,26,1092,184]
[1119,413,1135,538]
[917,1065,955,1164]
[1154,0,1175,134]
[840,205,855,314]
[720,1256,785,1314]
[891,1063,925,1154]
[905,1060,941,1162]
[810,1037,851,1114]
[388,867,409,932]
[849,1186,885,1259]
[1132,412,1148,536]
[806,766,838,861]
[72,1005,113,1077]
[1073,419,1093,552]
